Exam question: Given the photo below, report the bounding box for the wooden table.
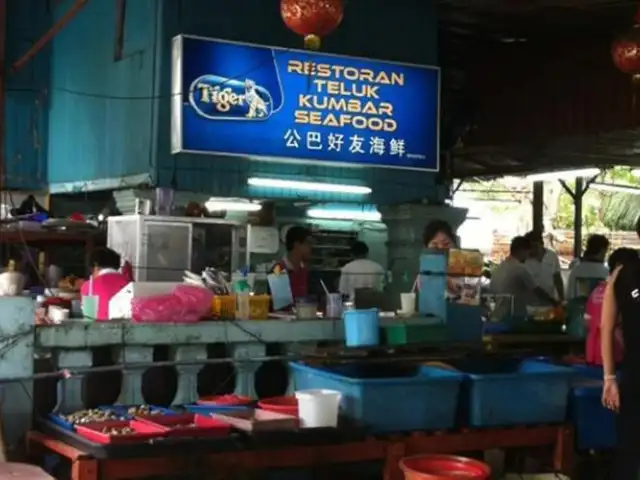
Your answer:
[27,424,573,480]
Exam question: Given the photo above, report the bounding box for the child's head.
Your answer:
[90,248,121,271]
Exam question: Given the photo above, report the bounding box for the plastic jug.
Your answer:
[295,389,341,428]
[343,308,380,347]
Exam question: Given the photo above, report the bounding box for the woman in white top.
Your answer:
[566,234,610,300]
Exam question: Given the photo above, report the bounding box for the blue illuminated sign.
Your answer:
[171,35,440,171]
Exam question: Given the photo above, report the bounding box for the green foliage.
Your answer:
[554,167,640,232]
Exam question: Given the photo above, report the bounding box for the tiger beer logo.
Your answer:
[188,75,273,120]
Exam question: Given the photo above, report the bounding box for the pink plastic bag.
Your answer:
[131,294,195,323]
[173,284,214,319]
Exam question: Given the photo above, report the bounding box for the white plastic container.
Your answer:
[295,389,341,428]
[236,292,250,320]
[400,292,416,315]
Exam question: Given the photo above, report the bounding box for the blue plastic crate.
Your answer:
[449,358,573,427]
[290,362,463,433]
[571,381,616,450]
[569,365,617,450]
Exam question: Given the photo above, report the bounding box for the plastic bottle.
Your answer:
[233,272,251,320]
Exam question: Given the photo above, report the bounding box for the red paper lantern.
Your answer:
[612,9,640,83]
[280,0,344,50]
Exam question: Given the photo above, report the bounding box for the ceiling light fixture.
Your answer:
[204,198,262,212]
[307,208,382,221]
[247,177,371,195]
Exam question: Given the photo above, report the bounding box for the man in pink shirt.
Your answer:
[80,248,131,320]
[585,248,638,365]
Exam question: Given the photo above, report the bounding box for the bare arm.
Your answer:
[601,266,622,378]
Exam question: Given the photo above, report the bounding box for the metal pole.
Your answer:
[573,177,584,258]
[0,0,6,196]
[10,0,88,74]
[532,181,544,233]
[113,0,126,61]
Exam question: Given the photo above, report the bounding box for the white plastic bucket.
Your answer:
[295,389,342,428]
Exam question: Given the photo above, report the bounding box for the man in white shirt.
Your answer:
[566,234,610,300]
[338,241,385,300]
[491,236,559,320]
[524,231,564,305]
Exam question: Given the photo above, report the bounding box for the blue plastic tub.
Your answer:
[183,404,252,415]
[343,309,380,347]
[290,362,463,433]
[449,357,573,427]
[569,365,617,450]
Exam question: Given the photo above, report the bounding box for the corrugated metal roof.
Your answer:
[440,0,640,177]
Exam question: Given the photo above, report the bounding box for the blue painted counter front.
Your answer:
[172,36,440,171]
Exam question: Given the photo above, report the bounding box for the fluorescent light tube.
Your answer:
[307,208,382,221]
[525,168,600,182]
[248,177,371,195]
[205,199,262,212]
[590,182,640,195]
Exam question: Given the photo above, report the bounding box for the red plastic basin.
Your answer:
[400,454,491,480]
[197,394,253,406]
[257,396,298,416]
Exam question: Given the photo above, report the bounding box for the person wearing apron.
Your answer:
[601,251,640,478]
[268,226,312,310]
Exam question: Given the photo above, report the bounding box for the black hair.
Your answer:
[608,248,639,272]
[583,234,610,259]
[423,220,455,246]
[636,215,640,238]
[510,236,531,256]
[90,247,121,270]
[351,241,369,258]
[524,230,543,244]
[285,226,311,251]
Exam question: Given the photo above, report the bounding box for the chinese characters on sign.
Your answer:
[283,129,406,157]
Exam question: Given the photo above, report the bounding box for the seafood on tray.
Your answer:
[59,408,122,425]
[125,404,162,416]
[100,426,135,436]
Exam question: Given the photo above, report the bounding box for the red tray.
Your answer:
[196,394,253,406]
[75,420,166,445]
[134,413,231,438]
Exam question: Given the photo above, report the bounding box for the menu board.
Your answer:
[447,249,484,306]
